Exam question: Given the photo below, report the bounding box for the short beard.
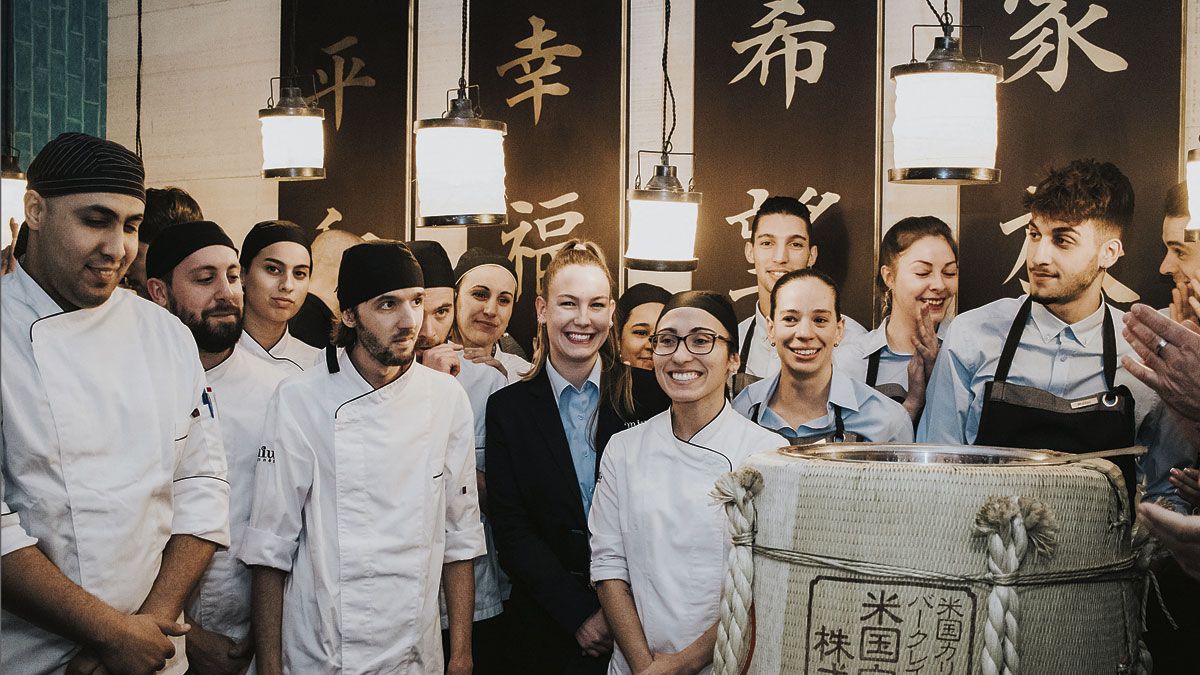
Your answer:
[358,323,416,368]
[170,297,244,353]
[1030,262,1104,307]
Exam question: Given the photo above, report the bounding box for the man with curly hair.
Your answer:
[918,159,1194,512]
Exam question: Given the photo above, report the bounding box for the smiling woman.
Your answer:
[733,268,913,444]
[589,290,782,675]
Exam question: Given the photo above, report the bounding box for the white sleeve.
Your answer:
[588,442,629,584]
[443,386,486,563]
[1,498,37,556]
[171,363,231,547]
[0,399,38,556]
[237,387,314,571]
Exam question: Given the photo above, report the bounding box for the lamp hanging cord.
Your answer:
[288,0,298,77]
[660,0,677,162]
[459,0,468,92]
[135,0,143,157]
[924,0,954,35]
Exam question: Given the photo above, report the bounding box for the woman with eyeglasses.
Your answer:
[589,291,783,674]
[733,269,912,443]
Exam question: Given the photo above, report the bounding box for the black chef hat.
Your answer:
[240,220,311,270]
[658,290,740,354]
[453,246,517,286]
[616,283,671,325]
[407,240,455,289]
[146,220,238,280]
[337,240,424,311]
[26,132,146,203]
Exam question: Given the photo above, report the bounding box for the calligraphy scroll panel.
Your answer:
[467,1,623,351]
[694,0,881,327]
[958,0,1182,311]
[277,0,408,241]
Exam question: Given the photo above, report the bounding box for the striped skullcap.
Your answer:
[26,132,146,203]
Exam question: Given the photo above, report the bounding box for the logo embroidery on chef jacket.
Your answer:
[257,445,275,463]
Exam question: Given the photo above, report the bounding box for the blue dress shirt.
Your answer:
[732,367,913,442]
[834,315,950,390]
[546,358,603,513]
[917,296,1193,508]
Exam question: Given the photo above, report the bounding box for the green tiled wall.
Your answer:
[6,0,107,170]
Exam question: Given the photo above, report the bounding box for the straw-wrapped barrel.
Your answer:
[711,444,1148,675]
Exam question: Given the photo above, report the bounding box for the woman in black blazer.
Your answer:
[486,241,666,674]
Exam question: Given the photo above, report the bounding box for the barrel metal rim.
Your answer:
[777,442,1065,465]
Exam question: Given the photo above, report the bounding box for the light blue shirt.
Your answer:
[834,315,950,390]
[917,296,1193,507]
[546,358,603,512]
[732,368,913,443]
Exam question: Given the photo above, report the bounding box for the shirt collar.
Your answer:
[1028,296,1107,348]
[750,365,862,417]
[861,316,891,355]
[545,357,602,401]
[11,258,75,318]
[754,304,770,339]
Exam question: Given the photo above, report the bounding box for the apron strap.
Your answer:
[866,348,882,387]
[325,344,340,374]
[1101,302,1117,391]
[737,316,755,375]
[994,296,1034,384]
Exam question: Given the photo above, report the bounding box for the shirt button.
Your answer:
[1059,355,1068,362]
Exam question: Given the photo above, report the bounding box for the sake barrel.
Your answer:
[712,444,1148,675]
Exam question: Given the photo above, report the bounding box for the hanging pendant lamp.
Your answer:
[0,151,24,249]
[259,82,325,180]
[414,0,507,227]
[259,1,325,180]
[1,0,24,247]
[889,3,1002,185]
[624,0,700,272]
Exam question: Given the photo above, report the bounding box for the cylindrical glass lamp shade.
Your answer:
[889,51,1003,185]
[259,108,325,180]
[1186,149,1200,242]
[414,118,508,226]
[1,173,26,248]
[625,190,701,272]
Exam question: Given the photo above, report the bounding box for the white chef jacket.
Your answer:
[589,404,783,674]
[187,345,290,647]
[237,328,320,373]
[440,356,510,627]
[238,349,486,673]
[1,263,230,675]
[737,305,867,379]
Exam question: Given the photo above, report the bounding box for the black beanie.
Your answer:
[146,220,237,280]
[336,240,424,310]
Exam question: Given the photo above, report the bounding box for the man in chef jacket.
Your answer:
[0,132,231,675]
[146,220,292,673]
[239,240,486,674]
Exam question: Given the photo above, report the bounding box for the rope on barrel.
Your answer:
[972,495,1059,675]
[711,466,763,675]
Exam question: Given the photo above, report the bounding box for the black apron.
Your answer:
[749,399,863,445]
[974,297,1138,503]
[865,348,908,404]
[731,317,764,398]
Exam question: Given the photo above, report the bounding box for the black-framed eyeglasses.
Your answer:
[649,331,729,356]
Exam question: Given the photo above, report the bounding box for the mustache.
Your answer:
[202,301,241,319]
[415,335,440,350]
